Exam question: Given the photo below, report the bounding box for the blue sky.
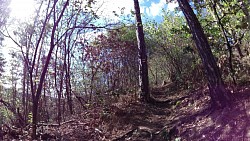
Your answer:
[140,0,178,17]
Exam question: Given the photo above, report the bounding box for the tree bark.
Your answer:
[65,33,74,115]
[240,0,250,30]
[134,0,150,102]
[177,0,231,108]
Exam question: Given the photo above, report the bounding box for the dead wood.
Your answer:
[37,119,76,127]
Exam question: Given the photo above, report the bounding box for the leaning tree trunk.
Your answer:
[134,0,150,102]
[177,0,231,108]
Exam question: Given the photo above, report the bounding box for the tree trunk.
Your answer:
[22,63,27,123]
[134,0,150,102]
[241,0,250,30]
[177,0,231,108]
[211,1,236,85]
[31,0,69,139]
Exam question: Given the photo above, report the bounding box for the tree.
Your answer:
[84,28,139,95]
[1,1,102,137]
[5,0,71,138]
[30,0,70,138]
[240,0,250,30]
[192,0,250,85]
[176,0,231,108]
[144,11,199,87]
[0,0,9,76]
[134,0,150,102]
[0,0,10,28]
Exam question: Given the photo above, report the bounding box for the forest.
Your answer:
[0,0,250,140]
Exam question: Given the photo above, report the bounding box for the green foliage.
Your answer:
[0,107,11,124]
[191,0,250,85]
[144,11,202,87]
[28,112,33,124]
[175,101,181,107]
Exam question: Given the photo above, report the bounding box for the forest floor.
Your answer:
[3,83,250,140]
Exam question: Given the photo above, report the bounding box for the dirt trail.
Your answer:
[4,85,250,140]
[108,85,250,141]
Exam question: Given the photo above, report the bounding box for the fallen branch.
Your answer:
[0,99,26,127]
[37,119,76,127]
[112,128,138,141]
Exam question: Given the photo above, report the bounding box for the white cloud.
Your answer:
[142,0,178,17]
[151,0,166,16]
[167,2,178,11]
[145,0,166,17]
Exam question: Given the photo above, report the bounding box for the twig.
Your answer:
[112,128,138,141]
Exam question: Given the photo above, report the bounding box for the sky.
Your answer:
[9,0,178,22]
[140,0,178,18]
[95,0,178,22]
[9,0,35,20]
